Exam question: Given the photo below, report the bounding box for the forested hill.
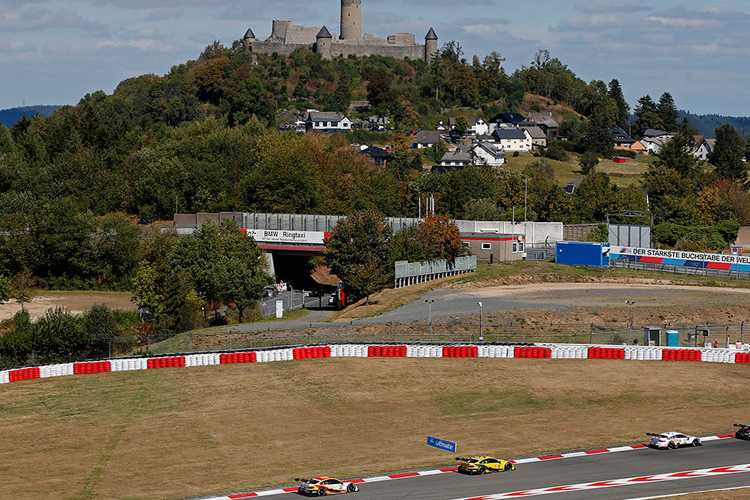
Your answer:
[678,111,750,139]
[0,106,61,127]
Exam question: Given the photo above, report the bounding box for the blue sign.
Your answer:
[427,436,457,453]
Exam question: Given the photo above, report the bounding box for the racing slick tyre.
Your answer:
[478,466,487,475]
[504,462,513,471]
[693,439,702,446]
[668,442,676,449]
[347,484,357,493]
[317,488,327,496]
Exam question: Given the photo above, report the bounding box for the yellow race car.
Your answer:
[456,456,515,475]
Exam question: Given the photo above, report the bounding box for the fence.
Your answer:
[612,259,750,280]
[394,256,477,288]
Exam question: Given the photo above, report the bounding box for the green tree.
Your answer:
[579,151,599,174]
[632,95,662,137]
[323,211,393,303]
[657,92,679,132]
[654,133,700,179]
[710,124,748,182]
[169,219,269,320]
[84,304,118,357]
[31,307,85,363]
[572,171,621,222]
[582,110,614,158]
[463,198,502,221]
[607,79,630,128]
[391,227,426,263]
[454,116,469,136]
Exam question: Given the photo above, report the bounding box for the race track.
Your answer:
[261,438,750,500]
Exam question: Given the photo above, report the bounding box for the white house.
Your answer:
[695,138,716,161]
[641,136,671,155]
[449,117,489,136]
[491,128,532,152]
[304,111,352,133]
[440,147,473,167]
[473,143,506,166]
[412,130,441,149]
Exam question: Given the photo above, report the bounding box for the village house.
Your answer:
[491,128,532,152]
[472,142,506,167]
[695,137,716,161]
[488,113,526,133]
[520,124,548,149]
[448,117,489,136]
[439,146,474,167]
[525,112,559,137]
[304,111,352,133]
[358,145,391,166]
[412,130,441,149]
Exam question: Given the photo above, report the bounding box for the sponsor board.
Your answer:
[611,246,750,272]
[243,230,328,245]
[427,436,457,453]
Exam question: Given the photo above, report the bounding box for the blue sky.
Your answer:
[1,0,749,116]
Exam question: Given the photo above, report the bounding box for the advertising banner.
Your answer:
[427,436,457,453]
[611,246,750,272]
[245,230,328,245]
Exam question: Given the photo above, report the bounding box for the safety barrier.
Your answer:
[587,347,625,359]
[443,346,478,358]
[220,352,256,364]
[514,346,551,359]
[368,345,407,357]
[293,346,330,360]
[2,344,748,385]
[73,361,111,375]
[662,349,702,361]
[147,357,186,369]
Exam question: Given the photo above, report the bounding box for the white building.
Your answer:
[473,143,506,166]
[491,128,532,152]
[304,111,352,133]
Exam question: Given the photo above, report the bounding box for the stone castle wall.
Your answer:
[284,25,321,45]
[250,41,314,57]
[330,43,425,60]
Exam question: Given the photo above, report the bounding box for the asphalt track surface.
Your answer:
[338,439,750,500]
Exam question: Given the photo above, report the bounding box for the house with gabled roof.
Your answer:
[412,130,441,149]
[359,145,391,166]
[304,110,352,133]
[440,146,474,167]
[488,113,526,133]
[526,113,559,137]
[491,128,532,152]
[473,143,506,167]
[695,138,716,161]
[520,125,547,149]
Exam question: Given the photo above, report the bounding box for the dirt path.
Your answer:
[0,292,136,321]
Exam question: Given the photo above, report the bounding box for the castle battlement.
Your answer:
[243,1,437,62]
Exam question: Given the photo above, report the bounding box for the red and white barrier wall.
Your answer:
[1,343,748,385]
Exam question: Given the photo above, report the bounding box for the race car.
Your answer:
[734,424,750,440]
[647,432,702,449]
[456,456,515,475]
[295,477,359,496]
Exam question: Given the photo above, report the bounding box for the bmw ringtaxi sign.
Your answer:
[427,436,457,453]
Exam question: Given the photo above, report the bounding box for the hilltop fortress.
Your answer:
[243,0,438,62]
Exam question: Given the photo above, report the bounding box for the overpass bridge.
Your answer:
[173,212,563,281]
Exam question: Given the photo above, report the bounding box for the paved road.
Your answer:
[356,283,750,326]
[348,438,750,500]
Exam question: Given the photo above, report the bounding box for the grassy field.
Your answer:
[504,152,655,187]
[1,358,749,500]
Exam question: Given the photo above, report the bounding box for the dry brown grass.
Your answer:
[659,489,750,499]
[1,359,749,500]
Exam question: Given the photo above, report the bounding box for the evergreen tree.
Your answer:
[607,79,630,128]
[657,92,679,132]
[711,124,748,182]
[632,95,662,137]
[582,109,615,158]
[654,133,700,180]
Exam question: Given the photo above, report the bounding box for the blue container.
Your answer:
[555,241,611,267]
[667,331,679,347]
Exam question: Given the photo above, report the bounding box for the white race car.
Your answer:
[647,432,702,449]
[295,477,359,496]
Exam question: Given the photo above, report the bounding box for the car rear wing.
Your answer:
[646,433,661,437]
[733,424,748,428]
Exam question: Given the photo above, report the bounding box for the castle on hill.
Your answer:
[243,0,438,62]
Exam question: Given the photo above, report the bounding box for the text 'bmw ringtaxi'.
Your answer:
[647,432,702,449]
[295,477,359,496]
[456,456,515,475]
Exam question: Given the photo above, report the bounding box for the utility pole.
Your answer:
[625,300,635,344]
[478,301,483,341]
[425,299,435,341]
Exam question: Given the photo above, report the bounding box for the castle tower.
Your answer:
[340,0,361,41]
[316,26,333,60]
[243,28,256,50]
[425,28,438,63]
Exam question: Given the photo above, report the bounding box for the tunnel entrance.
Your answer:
[268,251,339,292]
